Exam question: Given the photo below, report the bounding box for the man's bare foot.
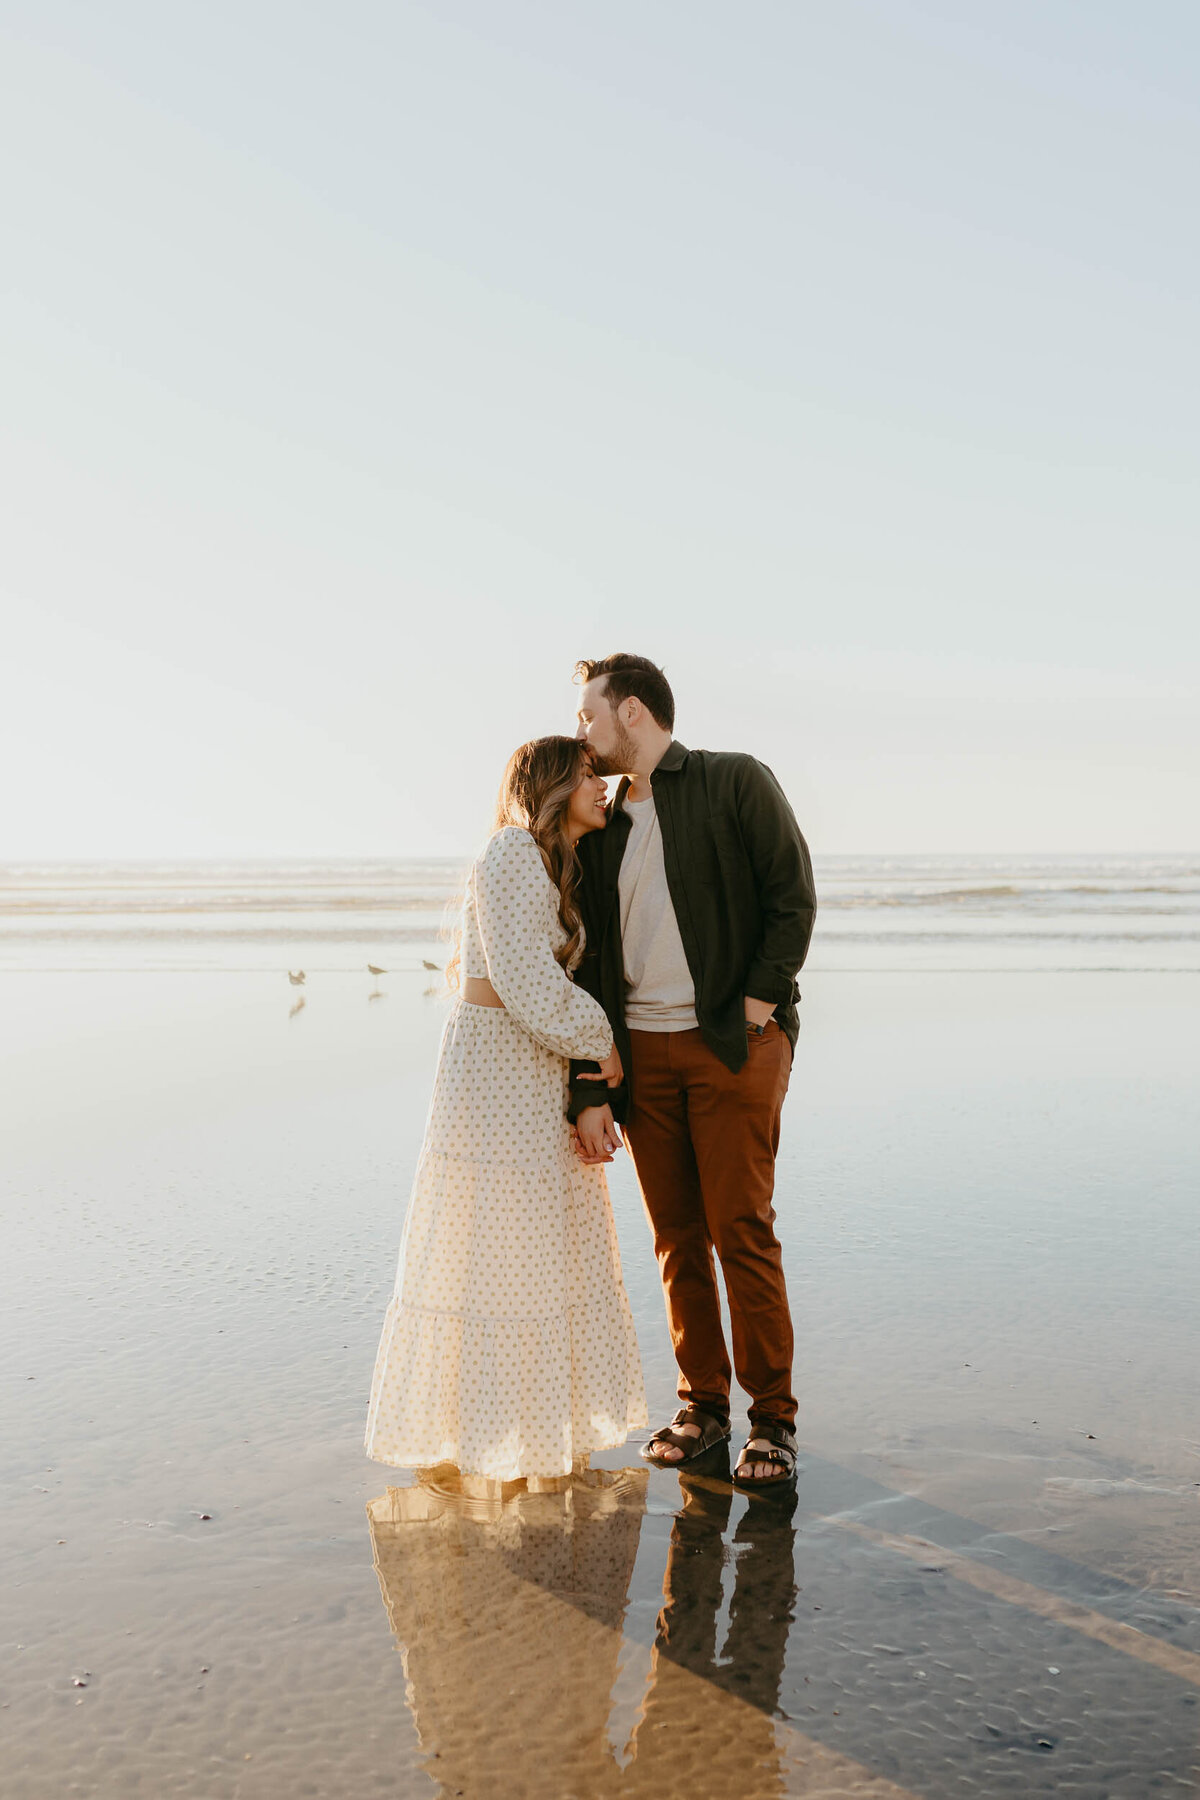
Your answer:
[655,1422,701,1462]
[736,1437,783,1480]
[732,1425,798,1487]
[641,1406,731,1467]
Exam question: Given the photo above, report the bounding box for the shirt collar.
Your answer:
[652,739,688,775]
[611,742,687,814]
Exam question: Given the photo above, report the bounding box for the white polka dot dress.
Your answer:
[365,827,648,1480]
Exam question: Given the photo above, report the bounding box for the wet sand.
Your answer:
[2,966,1198,1796]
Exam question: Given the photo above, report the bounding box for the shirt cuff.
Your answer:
[743,965,799,1008]
[567,1078,628,1124]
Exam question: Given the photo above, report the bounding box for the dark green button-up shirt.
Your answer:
[573,740,816,1088]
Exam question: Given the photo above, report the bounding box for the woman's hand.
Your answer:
[572,1104,623,1163]
[572,1042,623,1161]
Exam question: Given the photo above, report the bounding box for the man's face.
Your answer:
[575,677,636,776]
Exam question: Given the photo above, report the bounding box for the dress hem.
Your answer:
[362,1415,648,1483]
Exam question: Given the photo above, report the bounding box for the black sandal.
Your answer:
[640,1404,731,1469]
[731,1422,798,1490]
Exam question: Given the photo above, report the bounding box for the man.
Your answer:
[570,653,816,1487]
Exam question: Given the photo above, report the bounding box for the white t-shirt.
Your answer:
[618,795,698,1031]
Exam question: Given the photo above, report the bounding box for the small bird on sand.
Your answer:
[367,963,387,977]
[422,959,441,972]
[288,970,306,986]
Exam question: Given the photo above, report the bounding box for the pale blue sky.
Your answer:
[2,1,1196,856]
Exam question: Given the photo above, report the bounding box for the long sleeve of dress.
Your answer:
[471,828,615,1062]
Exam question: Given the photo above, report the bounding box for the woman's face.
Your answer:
[565,761,609,840]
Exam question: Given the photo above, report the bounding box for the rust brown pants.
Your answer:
[624,1023,796,1430]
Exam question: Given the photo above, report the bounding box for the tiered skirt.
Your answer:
[365,1001,647,1479]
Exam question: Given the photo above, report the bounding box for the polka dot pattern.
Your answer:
[365,828,648,1480]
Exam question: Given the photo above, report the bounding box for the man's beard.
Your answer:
[589,719,639,778]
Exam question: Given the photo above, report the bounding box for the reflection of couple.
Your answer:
[367,1468,798,1798]
[365,654,816,1489]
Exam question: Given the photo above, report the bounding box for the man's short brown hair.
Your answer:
[573,653,675,732]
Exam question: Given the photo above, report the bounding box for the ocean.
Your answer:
[2,852,1197,970]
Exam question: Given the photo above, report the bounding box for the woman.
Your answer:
[365,736,647,1484]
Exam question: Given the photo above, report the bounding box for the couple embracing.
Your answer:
[365,654,817,1491]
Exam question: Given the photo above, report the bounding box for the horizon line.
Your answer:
[2,849,1197,869]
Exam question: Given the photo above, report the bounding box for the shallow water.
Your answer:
[2,947,1198,1795]
[4,852,1198,970]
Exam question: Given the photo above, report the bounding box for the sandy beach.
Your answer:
[2,860,1199,1797]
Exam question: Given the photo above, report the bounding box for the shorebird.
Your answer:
[288,970,306,986]
[422,959,441,972]
[367,963,387,977]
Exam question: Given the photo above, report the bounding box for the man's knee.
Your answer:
[704,1175,782,1241]
[707,1204,786,1280]
[653,1215,716,1276]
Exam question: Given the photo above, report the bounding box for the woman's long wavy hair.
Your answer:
[446,736,592,989]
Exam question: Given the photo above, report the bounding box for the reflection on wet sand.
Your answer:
[367,1464,914,1800]
[369,1467,646,1798]
[368,1465,807,1798]
[627,1467,798,1797]
[369,1453,1200,1800]
[5,956,1199,1799]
